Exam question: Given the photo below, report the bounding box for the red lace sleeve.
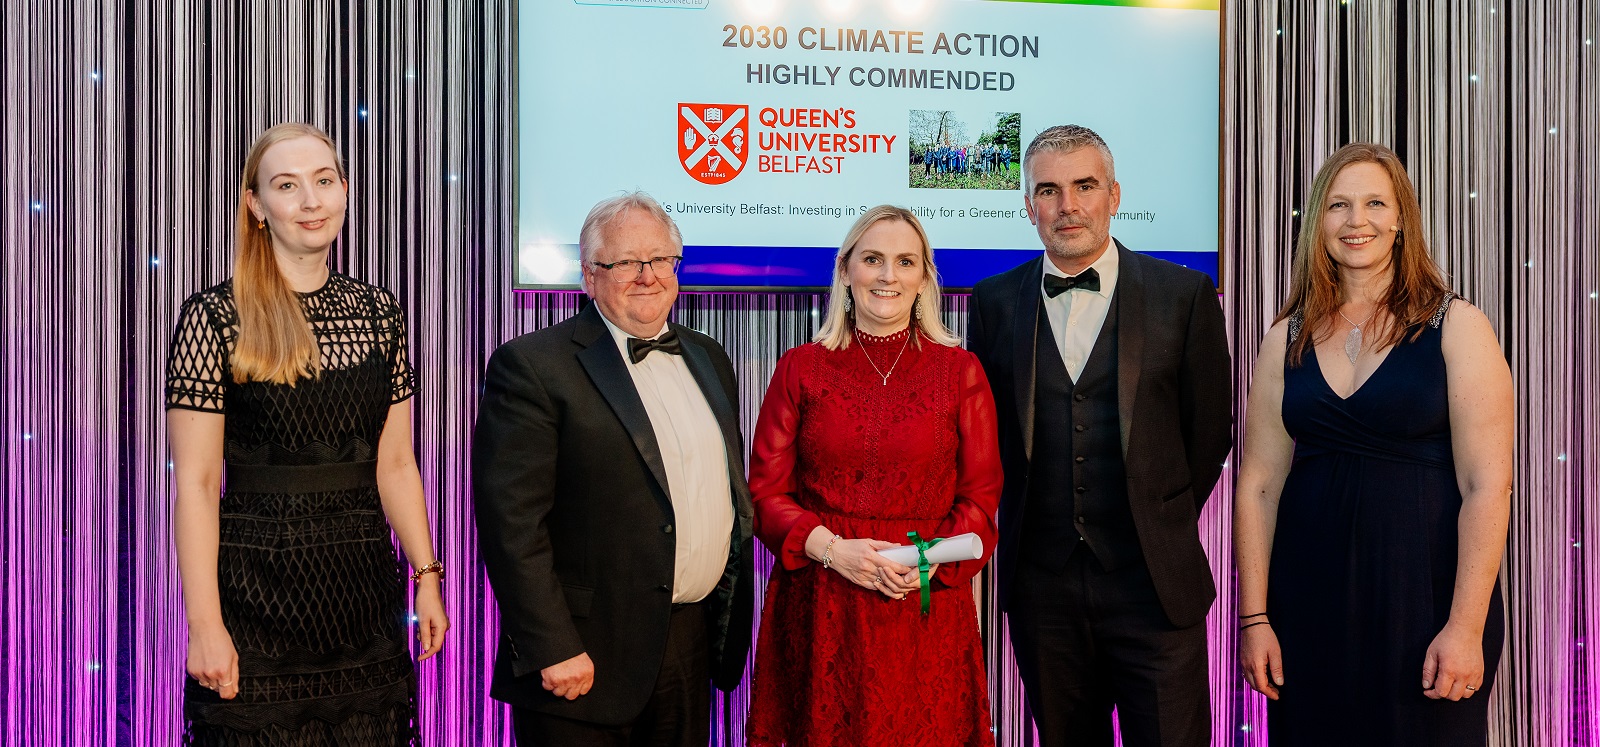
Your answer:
[750,349,824,570]
[931,350,1004,588]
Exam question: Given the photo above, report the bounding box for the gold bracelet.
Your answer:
[411,560,444,583]
[821,535,843,569]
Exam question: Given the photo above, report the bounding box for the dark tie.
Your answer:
[627,329,684,364]
[1043,268,1101,298]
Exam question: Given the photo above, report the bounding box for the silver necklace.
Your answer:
[1336,307,1378,364]
[855,328,912,386]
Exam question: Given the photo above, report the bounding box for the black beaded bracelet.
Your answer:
[1238,612,1268,620]
[1240,620,1271,631]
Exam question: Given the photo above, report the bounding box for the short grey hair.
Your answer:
[578,191,682,263]
[1022,124,1116,193]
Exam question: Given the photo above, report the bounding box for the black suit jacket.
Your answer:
[472,303,755,725]
[968,243,1232,628]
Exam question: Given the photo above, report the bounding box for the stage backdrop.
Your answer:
[1,1,1596,745]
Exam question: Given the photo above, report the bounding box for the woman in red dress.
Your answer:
[748,205,1003,747]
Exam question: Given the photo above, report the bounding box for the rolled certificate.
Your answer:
[876,532,984,567]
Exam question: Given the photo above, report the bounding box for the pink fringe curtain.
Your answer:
[1,1,1595,744]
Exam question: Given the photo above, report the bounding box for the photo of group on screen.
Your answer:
[908,110,1022,191]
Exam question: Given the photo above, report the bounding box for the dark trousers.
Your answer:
[1008,549,1209,747]
[514,602,711,747]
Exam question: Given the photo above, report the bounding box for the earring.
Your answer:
[842,288,853,314]
[257,220,265,230]
[912,294,922,321]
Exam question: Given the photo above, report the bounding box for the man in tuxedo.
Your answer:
[968,125,1232,746]
[474,192,754,746]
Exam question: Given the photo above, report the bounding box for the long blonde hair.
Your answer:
[813,205,960,350]
[1276,142,1450,366]
[230,123,346,384]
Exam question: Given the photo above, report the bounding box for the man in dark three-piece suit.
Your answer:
[474,193,754,746]
[968,125,1233,746]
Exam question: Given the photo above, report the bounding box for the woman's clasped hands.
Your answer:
[811,532,938,601]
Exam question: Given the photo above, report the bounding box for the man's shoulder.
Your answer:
[972,255,1039,298]
[493,314,585,362]
[1123,249,1213,293]
[670,322,725,351]
[670,323,734,369]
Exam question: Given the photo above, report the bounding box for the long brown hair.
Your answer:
[814,205,960,351]
[1276,143,1450,366]
[230,123,346,384]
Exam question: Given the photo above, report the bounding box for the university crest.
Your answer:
[678,103,748,185]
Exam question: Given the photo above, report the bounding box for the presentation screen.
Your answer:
[516,0,1220,290]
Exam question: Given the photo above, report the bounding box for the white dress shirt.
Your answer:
[598,312,735,603]
[1040,237,1120,382]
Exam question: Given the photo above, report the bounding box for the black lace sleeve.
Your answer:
[166,293,228,413]
[379,288,416,403]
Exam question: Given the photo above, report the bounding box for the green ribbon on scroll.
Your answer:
[906,531,944,615]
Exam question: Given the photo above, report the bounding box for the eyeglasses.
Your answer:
[590,256,684,283]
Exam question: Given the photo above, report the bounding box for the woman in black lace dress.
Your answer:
[166,123,448,745]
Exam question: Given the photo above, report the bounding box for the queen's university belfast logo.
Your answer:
[678,103,749,185]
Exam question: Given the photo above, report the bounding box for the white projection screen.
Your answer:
[516,0,1220,290]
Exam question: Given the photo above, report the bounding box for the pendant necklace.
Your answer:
[855,328,912,386]
[1336,306,1378,364]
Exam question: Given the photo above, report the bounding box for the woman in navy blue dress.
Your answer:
[1233,143,1513,745]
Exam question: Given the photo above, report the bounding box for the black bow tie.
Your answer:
[627,329,683,363]
[1043,268,1101,298]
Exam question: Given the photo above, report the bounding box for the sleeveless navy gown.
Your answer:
[1267,294,1504,745]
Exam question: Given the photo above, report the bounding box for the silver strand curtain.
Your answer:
[1,1,1595,744]
[1224,2,1600,745]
